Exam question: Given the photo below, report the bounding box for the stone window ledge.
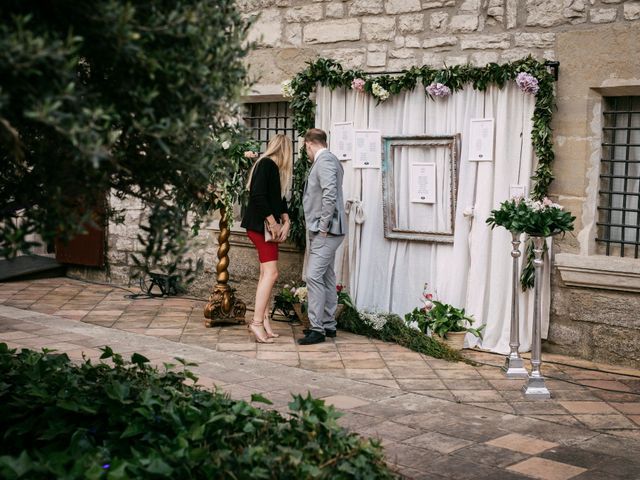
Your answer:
[555,253,640,293]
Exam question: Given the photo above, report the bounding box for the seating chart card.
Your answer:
[331,121,354,161]
[468,118,495,162]
[353,130,381,168]
[509,184,527,199]
[410,163,436,204]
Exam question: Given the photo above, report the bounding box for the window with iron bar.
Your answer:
[243,101,299,161]
[227,101,297,224]
[597,96,640,258]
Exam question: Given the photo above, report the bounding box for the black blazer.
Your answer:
[241,157,288,233]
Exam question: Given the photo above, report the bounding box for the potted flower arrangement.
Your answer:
[336,284,355,320]
[273,283,308,327]
[427,301,484,350]
[487,195,575,288]
[291,285,308,327]
[486,196,575,237]
[272,284,299,322]
[404,284,483,350]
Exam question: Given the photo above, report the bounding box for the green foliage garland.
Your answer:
[286,57,556,249]
[337,307,462,362]
[0,343,394,479]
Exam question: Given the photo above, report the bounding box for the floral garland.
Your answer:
[282,57,556,249]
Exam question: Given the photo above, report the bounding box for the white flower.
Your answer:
[221,140,231,150]
[281,79,294,99]
[407,320,420,331]
[294,286,308,302]
[463,206,474,218]
[524,196,564,212]
[360,310,388,331]
[371,82,390,101]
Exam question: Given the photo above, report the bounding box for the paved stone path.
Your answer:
[2,278,640,479]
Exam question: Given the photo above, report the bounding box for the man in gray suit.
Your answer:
[298,128,347,345]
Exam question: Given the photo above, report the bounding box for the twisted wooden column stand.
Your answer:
[203,207,247,327]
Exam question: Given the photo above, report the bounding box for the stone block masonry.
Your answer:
[240,0,640,77]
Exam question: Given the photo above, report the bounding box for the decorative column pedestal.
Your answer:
[204,208,247,327]
[522,236,551,399]
[503,231,528,379]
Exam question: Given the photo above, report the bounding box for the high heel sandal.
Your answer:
[263,313,280,339]
[247,320,274,344]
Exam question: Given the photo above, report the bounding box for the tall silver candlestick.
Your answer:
[503,231,528,378]
[522,236,551,399]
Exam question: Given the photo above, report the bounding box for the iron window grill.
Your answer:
[243,102,299,161]
[597,96,640,257]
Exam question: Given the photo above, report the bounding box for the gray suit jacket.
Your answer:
[303,149,347,236]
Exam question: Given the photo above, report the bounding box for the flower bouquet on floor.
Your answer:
[273,283,308,327]
[291,285,309,328]
[404,284,483,350]
[273,283,306,324]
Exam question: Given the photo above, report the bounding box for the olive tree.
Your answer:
[0,0,253,281]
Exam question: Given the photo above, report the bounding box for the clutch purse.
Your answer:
[264,220,282,243]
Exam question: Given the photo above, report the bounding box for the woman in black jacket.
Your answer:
[241,134,293,343]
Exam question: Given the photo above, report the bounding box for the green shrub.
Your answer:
[0,344,395,479]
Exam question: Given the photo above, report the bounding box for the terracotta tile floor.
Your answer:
[2,277,640,445]
[3,299,640,480]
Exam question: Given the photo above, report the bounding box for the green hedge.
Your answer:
[0,344,395,479]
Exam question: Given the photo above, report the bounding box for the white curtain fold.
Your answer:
[313,83,549,353]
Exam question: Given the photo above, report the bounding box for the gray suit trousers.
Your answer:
[306,232,345,334]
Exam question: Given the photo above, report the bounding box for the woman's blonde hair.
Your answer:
[246,134,293,198]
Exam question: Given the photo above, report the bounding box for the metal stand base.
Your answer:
[522,375,551,399]
[502,356,529,378]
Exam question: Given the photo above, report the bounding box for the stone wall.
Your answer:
[547,23,640,368]
[241,0,640,83]
[104,194,303,305]
[99,0,640,365]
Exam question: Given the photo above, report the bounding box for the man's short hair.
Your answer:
[304,128,327,147]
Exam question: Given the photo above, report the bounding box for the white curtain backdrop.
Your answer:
[314,83,550,353]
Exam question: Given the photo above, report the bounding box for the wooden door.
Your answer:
[55,204,106,267]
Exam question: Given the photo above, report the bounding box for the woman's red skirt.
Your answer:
[247,229,279,263]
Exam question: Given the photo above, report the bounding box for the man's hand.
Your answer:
[319,231,328,237]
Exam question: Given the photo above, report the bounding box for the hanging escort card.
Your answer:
[410,163,436,204]
[353,130,381,168]
[468,118,495,162]
[509,184,527,199]
[331,121,354,161]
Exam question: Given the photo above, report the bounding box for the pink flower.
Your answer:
[336,284,344,292]
[542,197,553,207]
[425,293,433,300]
[244,151,258,159]
[351,78,366,92]
[515,72,539,95]
[426,82,451,97]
